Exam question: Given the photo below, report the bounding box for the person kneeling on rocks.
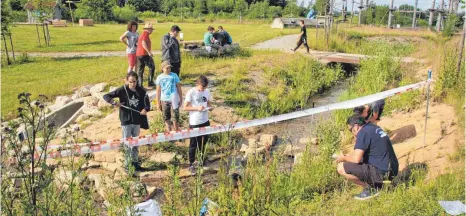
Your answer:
[103,71,150,172]
[336,115,398,200]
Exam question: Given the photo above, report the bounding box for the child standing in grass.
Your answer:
[156,61,183,132]
[120,21,139,73]
[183,75,214,175]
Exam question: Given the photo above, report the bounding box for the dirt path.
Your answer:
[11,51,162,58]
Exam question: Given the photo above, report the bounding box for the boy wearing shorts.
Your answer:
[156,61,182,131]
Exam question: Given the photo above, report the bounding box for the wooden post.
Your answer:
[45,23,51,46]
[316,20,319,49]
[350,0,355,27]
[412,0,418,29]
[457,19,465,76]
[429,0,436,30]
[9,34,15,63]
[388,0,394,28]
[436,0,444,31]
[68,1,75,27]
[36,24,41,46]
[2,34,11,65]
[358,0,363,26]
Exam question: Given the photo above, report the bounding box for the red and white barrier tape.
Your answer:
[33,80,430,159]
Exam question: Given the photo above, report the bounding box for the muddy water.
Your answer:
[259,78,350,142]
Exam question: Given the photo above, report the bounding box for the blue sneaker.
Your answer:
[354,187,380,200]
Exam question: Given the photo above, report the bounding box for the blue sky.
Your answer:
[299,0,465,11]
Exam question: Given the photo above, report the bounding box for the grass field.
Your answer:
[8,23,296,52]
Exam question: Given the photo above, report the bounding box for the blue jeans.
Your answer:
[122,124,140,169]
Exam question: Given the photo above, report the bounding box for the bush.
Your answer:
[139,10,156,19]
[112,5,139,23]
[10,10,27,22]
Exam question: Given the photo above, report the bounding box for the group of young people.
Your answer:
[108,21,213,174]
[203,26,233,53]
[109,20,398,200]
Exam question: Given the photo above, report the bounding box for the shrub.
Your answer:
[112,5,139,23]
[139,10,156,19]
[10,10,27,22]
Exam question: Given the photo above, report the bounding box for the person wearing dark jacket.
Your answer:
[161,25,182,77]
[103,71,150,171]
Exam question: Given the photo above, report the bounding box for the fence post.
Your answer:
[423,70,432,149]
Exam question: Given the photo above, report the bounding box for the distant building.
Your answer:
[24,1,62,23]
[271,18,325,29]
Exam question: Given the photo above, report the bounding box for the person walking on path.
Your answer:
[103,72,151,172]
[336,115,398,200]
[161,25,182,77]
[183,75,214,175]
[156,61,182,132]
[120,21,139,73]
[136,23,156,88]
[292,20,310,54]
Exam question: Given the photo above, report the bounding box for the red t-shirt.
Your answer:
[136,31,151,56]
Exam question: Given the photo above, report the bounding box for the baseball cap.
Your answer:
[161,61,172,69]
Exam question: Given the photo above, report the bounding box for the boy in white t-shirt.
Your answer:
[156,61,182,132]
[183,75,214,174]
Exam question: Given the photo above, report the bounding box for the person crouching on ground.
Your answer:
[336,115,398,200]
[120,21,139,73]
[183,75,214,175]
[353,99,385,125]
[156,61,182,132]
[103,72,150,172]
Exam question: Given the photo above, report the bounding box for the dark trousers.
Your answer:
[137,55,155,87]
[171,61,181,77]
[189,121,210,165]
[293,38,310,53]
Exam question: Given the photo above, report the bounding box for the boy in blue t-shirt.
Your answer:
[156,61,182,131]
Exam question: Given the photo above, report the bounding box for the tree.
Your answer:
[2,0,13,65]
[160,0,175,16]
[8,0,28,11]
[234,0,248,22]
[284,0,300,17]
[313,0,330,16]
[78,0,115,23]
[193,0,207,17]
[127,0,160,12]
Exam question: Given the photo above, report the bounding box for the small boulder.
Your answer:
[84,96,99,108]
[239,144,249,152]
[299,137,319,145]
[82,107,102,116]
[76,114,90,122]
[90,83,107,95]
[294,153,304,165]
[50,96,72,111]
[97,99,111,109]
[283,144,305,156]
[81,161,101,170]
[94,150,120,163]
[149,152,176,163]
[77,86,91,98]
[259,134,277,146]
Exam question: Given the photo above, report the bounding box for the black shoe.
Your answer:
[132,162,146,172]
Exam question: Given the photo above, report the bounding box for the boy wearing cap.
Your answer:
[156,61,182,132]
[161,25,182,77]
[136,23,156,88]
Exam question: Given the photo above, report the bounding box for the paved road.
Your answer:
[252,34,427,64]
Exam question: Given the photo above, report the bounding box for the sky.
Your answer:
[299,0,466,11]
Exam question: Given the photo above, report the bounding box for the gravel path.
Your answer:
[11,51,162,58]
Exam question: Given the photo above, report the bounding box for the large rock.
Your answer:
[88,173,123,200]
[101,162,124,172]
[49,96,72,111]
[283,144,305,156]
[90,83,107,95]
[82,107,102,116]
[76,113,90,122]
[94,150,123,164]
[76,86,91,98]
[83,96,99,108]
[97,99,111,109]
[54,168,83,189]
[149,152,176,163]
[299,137,319,145]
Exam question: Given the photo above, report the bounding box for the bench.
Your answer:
[79,19,93,27]
[52,20,67,27]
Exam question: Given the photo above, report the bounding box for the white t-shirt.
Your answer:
[184,88,213,126]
